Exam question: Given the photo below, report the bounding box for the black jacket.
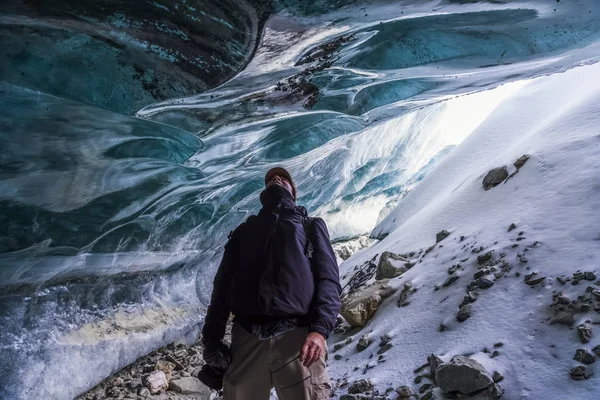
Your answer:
[202,185,341,342]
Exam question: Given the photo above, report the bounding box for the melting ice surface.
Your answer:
[1,0,600,398]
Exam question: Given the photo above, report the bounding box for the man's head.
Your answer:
[264,167,296,201]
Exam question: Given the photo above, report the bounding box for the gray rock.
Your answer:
[376,252,408,280]
[144,370,168,394]
[435,355,493,395]
[357,334,372,352]
[378,343,393,355]
[380,334,392,346]
[127,378,142,390]
[578,323,592,343]
[138,387,151,397]
[443,273,460,287]
[585,272,597,281]
[492,371,504,383]
[477,251,493,265]
[514,154,530,169]
[477,278,495,289]
[436,230,450,243]
[593,345,600,357]
[169,377,210,395]
[428,354,444,377]
[524,273,546,286]
[483,167,509,190]
[508,223,517,232]
[341,282,397,327]
[457,304,472,322]
[570,365,592,380]
[348,379,373,394]
[340,395,358,400]
[574,349,596,364]
[419,383,433,393]
[396,385,412,398]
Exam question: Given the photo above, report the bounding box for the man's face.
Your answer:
[266,174,293,196]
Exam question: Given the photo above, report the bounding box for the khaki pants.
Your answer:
[223,323,331,400]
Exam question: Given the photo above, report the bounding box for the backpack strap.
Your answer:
[302,217,314,259]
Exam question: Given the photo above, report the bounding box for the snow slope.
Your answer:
[330,62,600,399]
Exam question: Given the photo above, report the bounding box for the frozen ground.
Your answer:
[330,62,600,398]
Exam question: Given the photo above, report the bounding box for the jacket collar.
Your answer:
[259,185,307,217]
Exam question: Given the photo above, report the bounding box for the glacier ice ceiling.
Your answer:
[1,0,600,398]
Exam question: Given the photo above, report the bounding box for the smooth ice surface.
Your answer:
[1,0,600,398]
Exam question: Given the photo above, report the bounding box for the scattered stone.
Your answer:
[421,391,434,400]
[340,395,358,400]
[378,343,393,354]
[334,354,343,361]
[419,383,433,393]
[435,356,494,395]
[570,365,592,380]
[348,379,373,394]
[457,304,472,322]
[396,385,412,398]
[397,283,413,307]
[443,273,460,287]
[448,263,461,275]
[524,273,546,286]
[585,272,597,281]
[574,349,596,364]
[376,252,409,280]
[138,387,151,397]
[428,354,444,377]
[436,230,451,243]
[380,334,392,346]
[492,371,504,383]
[494,342,504,348]
[508,223,517,232]
[477,277,495,289]
[144,370,168,394]
[593,345,600,357]
[169,377,209,395]
[578,324,592,344]
[341,281,397,327]
[514,154,530,169]
[483,166,509,190]
[357,335,372,352]
[477,251,493,265]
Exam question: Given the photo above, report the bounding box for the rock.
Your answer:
[127,378,143,390]
[492,371,504,383]
[155,360,176,376]
[396,385,412,398]
[436,230,450,243]
[593,345,600,357]
[348,379,373,394]
[419,383,433,393]
[477,278,495,289]
[435,355,493,395]
[334,354,343,361]
[584,272,597,281]
[138,387,151,397]
[376,252,408,280]
[397,283,413,307]
[378,343,393,354]
[421,391,434,400]
[443,273,460,287]
[144,370,168,394]
[570,365,592,380]
[574,349,596,364]
[508,223,517,232]
[357,334,372,352]
[457,304,472,322]
[341,281,397,327]
[477,251,493,265]
[340,395,358,400]
[380,334,392,346]
[169,377,209,395]
[514,154,530,169]
[483,166,509,190]
[524,273,546,286]
[578,323,592,343]
[428,354,444,378]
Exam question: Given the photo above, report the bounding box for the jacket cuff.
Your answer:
[309,323,329,339]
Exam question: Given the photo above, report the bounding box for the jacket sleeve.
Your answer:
[201,228,240,344]
[308,217,342,339]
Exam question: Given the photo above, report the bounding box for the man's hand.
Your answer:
[300,331,326,367]
[203,340,231,371]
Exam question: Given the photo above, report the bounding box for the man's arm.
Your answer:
[308,217,342,338]
[202,229,240,345]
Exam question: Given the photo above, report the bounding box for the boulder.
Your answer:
[169,377,211,396]
[357,335,372,352]
[396,385,412,398]
[482,166,509,190]
[376,252,409,280]
[514,154,530,169]
[436,230,450,243]
[144,370,168,394]
[435,356,493,395]
[348,379,373,394]
[457,304,472,322]
[341,282,397,327]
[573,349,596,365]
[578,323,592,343]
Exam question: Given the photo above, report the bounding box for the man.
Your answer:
[201,167,341,399]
